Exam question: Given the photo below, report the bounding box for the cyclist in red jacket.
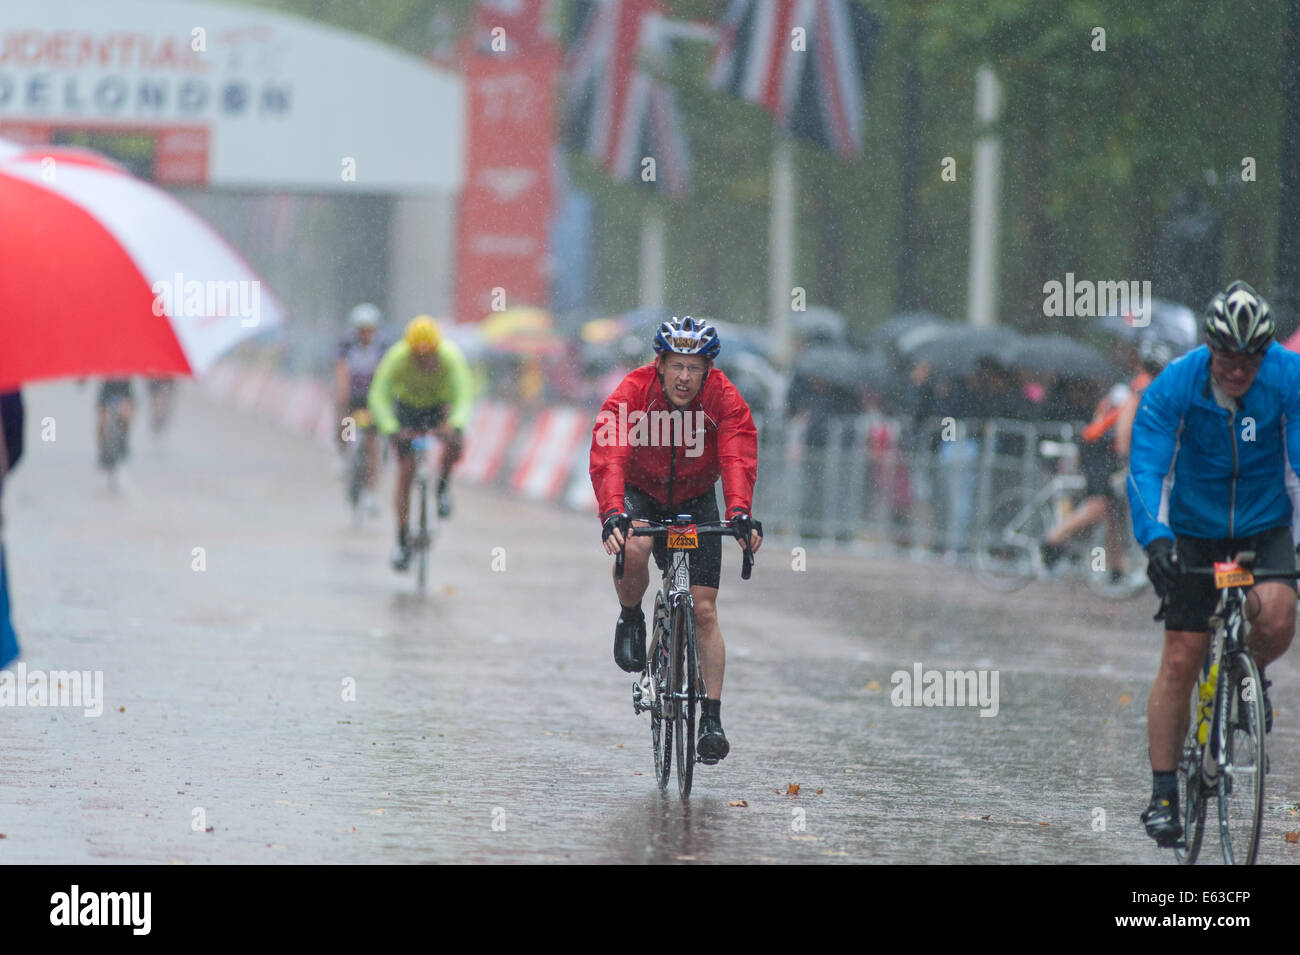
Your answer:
[590,316,762,763]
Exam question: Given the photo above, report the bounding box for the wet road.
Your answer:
[1,380,1297,864]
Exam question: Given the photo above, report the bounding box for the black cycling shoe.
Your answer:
[697,714,729,764]
[390,543,411,572]
[1141,796,1183,848]
[1040,541,1065,570]
[614,611,646,673]
[437,479,453,519]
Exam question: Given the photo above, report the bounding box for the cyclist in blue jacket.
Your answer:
[1128,280,1300,847]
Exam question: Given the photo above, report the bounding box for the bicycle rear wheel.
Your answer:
[650,593,671,788]
[673,598,696,798]
[1217,652,1266,864]
[974,487,1048,592]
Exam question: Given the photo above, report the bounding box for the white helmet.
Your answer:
[349,303,382,328]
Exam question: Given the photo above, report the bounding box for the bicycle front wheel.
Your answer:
[1217,652,1266,864]
[1173,692,1207,865]
[672,599,697,798]
[974,487,1049,592]
[1083,503,1148,600]
[650,593,671,788]
[414,477,429,592]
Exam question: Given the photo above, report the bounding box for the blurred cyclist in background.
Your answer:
[368,316,472,571]
[95,378,134,469]
[1041,333,1176,577]
[335,303,388,514]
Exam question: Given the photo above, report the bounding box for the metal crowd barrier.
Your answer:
[753,414,1082,555]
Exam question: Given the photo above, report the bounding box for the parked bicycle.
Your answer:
[616,515,755,797]
[1171,552,1289,865]
[974,440,1146,598]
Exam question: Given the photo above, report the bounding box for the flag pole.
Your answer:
[770,133,795,366]
[967,64,1003,329]
[639,201,666,307]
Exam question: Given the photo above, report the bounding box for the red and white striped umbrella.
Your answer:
[0,137,284,390]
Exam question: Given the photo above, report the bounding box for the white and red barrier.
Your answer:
[202,362,602,512]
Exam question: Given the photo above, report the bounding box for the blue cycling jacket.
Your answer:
[1128,343,1300,548]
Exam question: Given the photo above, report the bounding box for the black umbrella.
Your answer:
[909,325,1024,377]
[868,312,950,349]
[792,345,890,390]
[1010,334,1118,381]
[791,306,847,344]
[1097,297,1199,352]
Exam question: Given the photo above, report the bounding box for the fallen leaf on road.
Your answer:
[442,585,455,596]
[786,783,800,796]
[1117,693,1133,706]
[118,706,125,713]
[865,681,880,691]
[816,788,824,795]
[981,815,991,821]
[1038,822,1049,827]
[205,826,214,833]
[617,742,624,749]
[729,800,748,807]
[1285,831,1300,844]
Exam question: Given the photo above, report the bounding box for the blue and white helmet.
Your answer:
[652,315,721,360]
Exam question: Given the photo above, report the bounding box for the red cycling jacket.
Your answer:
[589,363,758,521]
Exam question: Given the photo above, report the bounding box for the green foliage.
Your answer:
[233,0,1289,338]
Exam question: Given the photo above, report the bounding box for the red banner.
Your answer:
[454,49,558,324]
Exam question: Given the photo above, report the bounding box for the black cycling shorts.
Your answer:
[1163,525,1297,632]
[623,485,722,590]
[391,401,449,456]
[1079,440,1119,499]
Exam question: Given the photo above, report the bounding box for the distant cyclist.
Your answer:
[145,377,176,436]
[335,303,388,513]
[95,378,134,469]
[590,316,763,764]
[1128,281,1300,847]
[1041,334,1174,575]
[368,316,472,572]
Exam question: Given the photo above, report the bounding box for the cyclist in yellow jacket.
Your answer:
[368,316,473,571]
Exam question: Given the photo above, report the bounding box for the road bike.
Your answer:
[408,434,438,593]
[1172,552,1291,865]
[616,516,756,797]
[344,407,377,526]
[974,441,1146,598]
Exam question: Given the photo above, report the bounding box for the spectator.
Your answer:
[1,389,24,669]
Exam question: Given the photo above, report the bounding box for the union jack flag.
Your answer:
[564,0,691,198]
[710,0,881,159]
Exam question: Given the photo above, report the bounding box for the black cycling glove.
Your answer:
[729,510,763,544]
[602,511,630,543]
[1146,537,1180,598]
